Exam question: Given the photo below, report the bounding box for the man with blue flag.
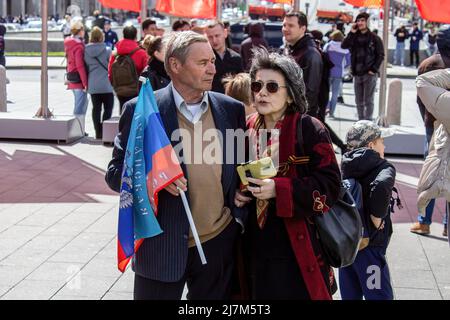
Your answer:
[106,31,249,300]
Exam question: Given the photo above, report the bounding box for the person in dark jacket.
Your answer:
[409,22,423,67]
[240,48,341,300]
[282,11,323,118]
[103,20,118,50]
[206,20,243,93]
[342,12,384,120]
[92,10,106,31]
[84,26,114,139]
[105,31,247,300]
[410,25,450,237]
[393,25,409,66]
[339,120,396,300]
[240,22,268,71]
[140,35,170,91]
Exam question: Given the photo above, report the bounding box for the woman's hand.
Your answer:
[246,177,276,200]
[234,190,253,208]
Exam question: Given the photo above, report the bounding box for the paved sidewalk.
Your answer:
[5,56,67,70]
[0,71,449,300]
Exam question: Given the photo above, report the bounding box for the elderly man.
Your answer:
[205,20,243,93]
[105,31,248,300]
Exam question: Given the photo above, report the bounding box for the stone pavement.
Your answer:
[0,70,449,300]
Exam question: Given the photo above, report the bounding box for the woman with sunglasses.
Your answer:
[235,48,341,300]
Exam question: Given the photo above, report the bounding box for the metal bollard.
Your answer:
[0,65,6,112]
[386,79,402,126]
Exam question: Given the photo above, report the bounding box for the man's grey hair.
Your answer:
[249,47,308,114]
[164,31,209,75]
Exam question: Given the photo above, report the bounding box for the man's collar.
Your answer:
[214,48,228,60]
[171,82,208,109]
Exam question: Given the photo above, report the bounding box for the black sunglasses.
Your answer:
[251,81,287,94]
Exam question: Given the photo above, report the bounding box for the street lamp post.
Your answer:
[141,0,147,21]
[41,0,48,118]
[35,0,52,118]
[378,0,390,126]
[217,0,222,20]
[305,2,310,17]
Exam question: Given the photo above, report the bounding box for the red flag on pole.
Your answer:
[155,0,217,19]
[415,0,450,23]
[344,0,383,7]
[99,0,141,12]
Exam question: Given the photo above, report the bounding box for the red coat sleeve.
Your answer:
[108,53,116,83]
[273,117,341,219]
[135,49,149,75]
[74,46,88,88]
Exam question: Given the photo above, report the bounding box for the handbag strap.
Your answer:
[93,56,108,71]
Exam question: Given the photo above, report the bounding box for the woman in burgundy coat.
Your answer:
[64,20,89,127]
[235,48,341,300]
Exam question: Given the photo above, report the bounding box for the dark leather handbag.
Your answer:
[296,116,363,268]
[65,71,81,84]
[313,185,363,268]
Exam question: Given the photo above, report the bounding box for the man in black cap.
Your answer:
[342,12,384,121]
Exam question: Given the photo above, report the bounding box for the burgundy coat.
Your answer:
[247,112,341,299]
[64,36,88,90]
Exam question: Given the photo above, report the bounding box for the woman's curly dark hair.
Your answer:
[249,47,308,114]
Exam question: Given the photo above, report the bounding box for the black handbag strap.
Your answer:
[93,56,108,71]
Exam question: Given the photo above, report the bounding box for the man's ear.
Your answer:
[168,57,180,75]
[301,25,307,34]
[223,27,228,38]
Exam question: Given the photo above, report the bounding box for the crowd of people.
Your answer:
[393,22,445,68]
[60,8,450,300]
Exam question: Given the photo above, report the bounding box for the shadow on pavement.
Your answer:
[0,145,116,203]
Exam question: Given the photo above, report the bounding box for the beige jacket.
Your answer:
[416,68,450,215]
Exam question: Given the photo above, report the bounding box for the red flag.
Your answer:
[156,0,217,19]
[99,0,141,12]
[344,0,383,7]
[415,0,450,23]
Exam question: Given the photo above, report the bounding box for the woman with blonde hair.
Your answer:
[64,19,88,134]
[223,73,256,117]
[140,35,170,90]
[84,26,114,139]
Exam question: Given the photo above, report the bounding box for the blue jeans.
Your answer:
[339,246,394,300]
[394,42,405,65]
[72,89,88,115]
[418,199,449,225]
[328,77,342,116]
[418,126,449,225]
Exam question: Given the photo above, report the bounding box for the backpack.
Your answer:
[111,47,140,97]
[344,177,403,251]
[344,178,370,250]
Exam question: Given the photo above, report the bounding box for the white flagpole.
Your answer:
[178,188,207,265]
